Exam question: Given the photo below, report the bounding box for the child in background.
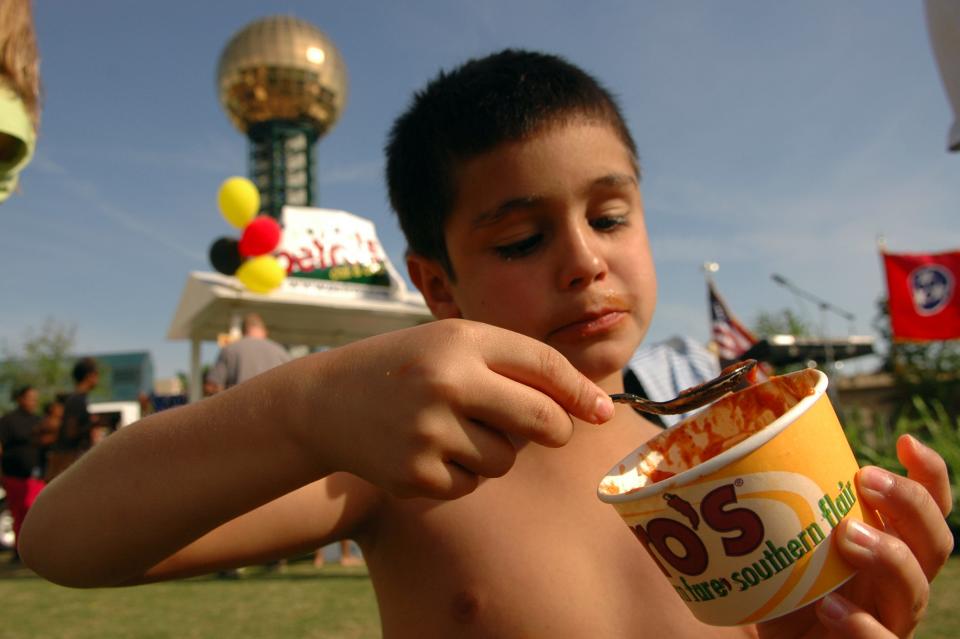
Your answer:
[20,50,953,638]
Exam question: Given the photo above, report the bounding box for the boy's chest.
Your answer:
[369,433,748,638]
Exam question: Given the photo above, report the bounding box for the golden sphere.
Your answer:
[217,15,348,136]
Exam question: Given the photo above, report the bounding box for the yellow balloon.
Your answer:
[218,177,260,228]
[236,255,285,293]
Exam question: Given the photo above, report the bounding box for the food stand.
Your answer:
[167,207,434,401]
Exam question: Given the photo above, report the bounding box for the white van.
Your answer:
[0,496,13,550]
[88,401,141,430]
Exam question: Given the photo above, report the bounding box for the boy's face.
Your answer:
[409,121,657,384]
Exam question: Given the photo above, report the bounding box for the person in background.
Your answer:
[36,396,64,479]
[623,335,721,428]
[313,539,364,569]
[0,386,45,561]
[137,391,154,419]
[0,0,40,205]
[205,313,291,393]
[46,357,99,481]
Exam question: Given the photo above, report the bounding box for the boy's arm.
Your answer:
[137,472,381,583]
[20,319,612,588]
[20,371,346,587]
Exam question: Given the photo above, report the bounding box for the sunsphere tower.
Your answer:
[217,16,348,219]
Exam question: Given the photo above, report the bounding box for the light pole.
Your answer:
[770,273,856,382]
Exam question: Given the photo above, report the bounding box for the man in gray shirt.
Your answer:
[206,313,291,392]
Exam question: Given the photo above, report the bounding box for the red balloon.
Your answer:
[239,216,282,257]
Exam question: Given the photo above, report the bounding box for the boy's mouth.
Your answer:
[549,309,628,341]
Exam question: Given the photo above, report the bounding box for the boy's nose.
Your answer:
[559,228,608,290]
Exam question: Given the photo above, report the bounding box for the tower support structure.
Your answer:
[248,120,318,219]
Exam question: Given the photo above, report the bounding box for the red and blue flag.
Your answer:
[882,249,960,341]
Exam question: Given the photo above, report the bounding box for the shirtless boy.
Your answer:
[20,50,953,638]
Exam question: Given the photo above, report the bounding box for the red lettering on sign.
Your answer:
[700,484,764,557]
[632,481,764,576]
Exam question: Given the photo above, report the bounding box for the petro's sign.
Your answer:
[277,206,391,287]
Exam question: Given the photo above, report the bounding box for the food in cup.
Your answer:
[598,368,880,626]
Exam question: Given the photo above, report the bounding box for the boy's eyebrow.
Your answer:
[594,173,638,189]
[471,173,638,229]
[471,195,543,229]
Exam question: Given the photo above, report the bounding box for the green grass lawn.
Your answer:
[924,554,960,639]
[0,556,381,639]
[1,552,957,638]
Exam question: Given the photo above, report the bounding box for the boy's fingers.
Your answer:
[436,462,481,499]
[856,466,954,581]
[815,592,896,639]
[485,333,613,425]
[461,371,578,448]
[896,435,953,517]
[445,418,518,479]
[834,519,929,636]
[395,457,480,500]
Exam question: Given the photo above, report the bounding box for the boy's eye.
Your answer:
[494,234,543,259]
[591,214,628,231]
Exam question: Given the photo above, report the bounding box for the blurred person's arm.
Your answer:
[204,349,229,392]
[59,397,83,443]
[202,379,222,396]
[33,415,59,448]
[19,320,612,588]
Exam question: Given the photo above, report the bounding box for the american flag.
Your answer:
[708,280,759,367]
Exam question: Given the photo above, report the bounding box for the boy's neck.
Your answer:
[594,370,626,395]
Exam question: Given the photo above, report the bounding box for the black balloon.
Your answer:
[209,237,242,275]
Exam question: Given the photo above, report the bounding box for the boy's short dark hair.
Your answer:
[386,49,638,277]
[72,357,98,384]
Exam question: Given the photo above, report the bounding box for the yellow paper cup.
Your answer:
[598,368,880,626]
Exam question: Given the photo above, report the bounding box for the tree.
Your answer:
[872,297,960,377]
[746,308,816,376]
[753,308,813,338]
[872,297,960,416]
[0,319,76,412]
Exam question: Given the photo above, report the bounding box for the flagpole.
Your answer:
[703,262,719,352]
[876,234,897,374]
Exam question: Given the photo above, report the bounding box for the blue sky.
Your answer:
[3,1,958,380]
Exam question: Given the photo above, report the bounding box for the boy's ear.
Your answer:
[406,253,462,320]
